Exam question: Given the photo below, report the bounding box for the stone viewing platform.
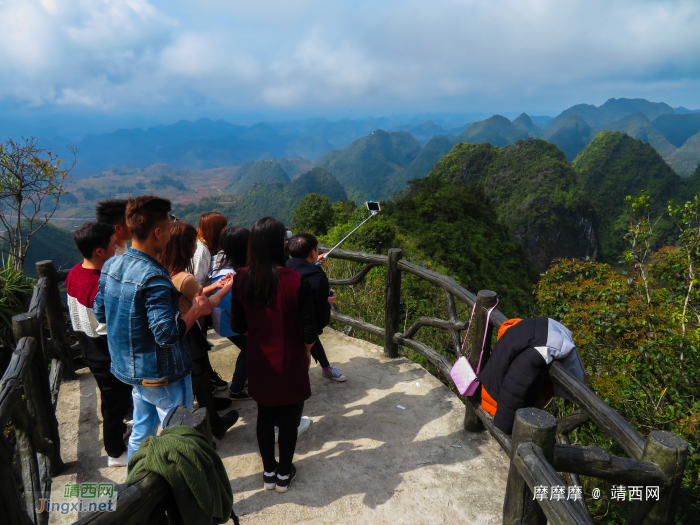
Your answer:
[52,328,509,524]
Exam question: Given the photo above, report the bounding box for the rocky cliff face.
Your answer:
[511,196,599,269]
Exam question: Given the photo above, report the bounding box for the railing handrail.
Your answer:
[0,261,79,525]
[320,245,689,525]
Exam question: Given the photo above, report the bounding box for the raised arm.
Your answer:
[145,275,210,345]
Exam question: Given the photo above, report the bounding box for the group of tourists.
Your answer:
[65,194,346,493]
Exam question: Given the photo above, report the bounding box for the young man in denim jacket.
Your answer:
[94,195,211,460]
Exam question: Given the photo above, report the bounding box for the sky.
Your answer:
[1,0,699,138]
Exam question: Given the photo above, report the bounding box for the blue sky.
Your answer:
[1,0,699,137]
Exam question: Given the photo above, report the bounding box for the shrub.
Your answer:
[0,257,34,347]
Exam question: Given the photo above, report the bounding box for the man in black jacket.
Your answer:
[286,233,346,382]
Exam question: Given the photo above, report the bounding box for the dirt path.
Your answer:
[51,328,509,524]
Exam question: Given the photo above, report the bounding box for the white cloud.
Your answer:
[0,0,699,113]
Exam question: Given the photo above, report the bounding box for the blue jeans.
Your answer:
[127,375,194,460]
[228,335,248,393]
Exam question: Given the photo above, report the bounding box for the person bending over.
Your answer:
[94,195,211,460]
[96,199,132,256]
[286,233,346,382]
[66,222,133,467]
[230,217,317,493]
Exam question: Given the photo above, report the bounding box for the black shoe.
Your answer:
[263,467,277,490]
[229,390,252,400]
[212,410,239,440]
[210,371,228,391]
[275,464,296,493]
[214,397,233,411]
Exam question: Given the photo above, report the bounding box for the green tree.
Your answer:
[292,193,334,235]
[0,138,75,270]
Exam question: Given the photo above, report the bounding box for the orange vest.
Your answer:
[481,318,522,416]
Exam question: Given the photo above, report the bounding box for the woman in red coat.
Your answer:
[230,216,316,493]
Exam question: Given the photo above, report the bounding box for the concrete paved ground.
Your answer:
[52,328,509,524]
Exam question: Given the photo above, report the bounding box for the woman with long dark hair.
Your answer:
[159,221,239,440]
[209,226,252,399]
[230,217,316,493]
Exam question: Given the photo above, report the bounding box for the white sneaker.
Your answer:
[123,420,133,442]
[107,451,128,467]
[274,417,312,443]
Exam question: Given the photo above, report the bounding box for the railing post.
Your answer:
[383,248,402,358]
[35,260,75,380]
[503,408,557,525]
[627,431,689,525]
[463,289,497,432]
[12,313,63,475]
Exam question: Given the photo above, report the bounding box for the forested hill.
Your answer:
[572,131,684,258]
[424,138,598,269]
[175,167,346,228]
[225,160,290,193]
[315,130,421,203]
[452,115,528,147]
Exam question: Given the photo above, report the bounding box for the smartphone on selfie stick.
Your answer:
[316,201,381,265]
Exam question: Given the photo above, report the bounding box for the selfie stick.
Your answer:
[316,208,380,265]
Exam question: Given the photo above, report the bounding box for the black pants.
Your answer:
[192,355,222,427]
[227,335,248,393]
[90,367,133,458]
[311,338,330,369]
[257,401,304,476]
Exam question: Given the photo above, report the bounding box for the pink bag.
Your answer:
[450,299,499,396]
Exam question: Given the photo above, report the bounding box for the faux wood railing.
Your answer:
[320,245,689,525]
[0,261,75,525]
[0,260,225,525]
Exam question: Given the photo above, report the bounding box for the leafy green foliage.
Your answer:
[225,159,290,193]
[572,131,682,260]
[536,257,699,521]
[292,193,335,235]
[316,179,538,320]
[315,129,421,203]
[0,257,34,346]
[427,138,598,269]
[176,167,346,228]
[453,115,528,148]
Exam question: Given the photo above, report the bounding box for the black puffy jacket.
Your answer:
[478,317,578,434]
